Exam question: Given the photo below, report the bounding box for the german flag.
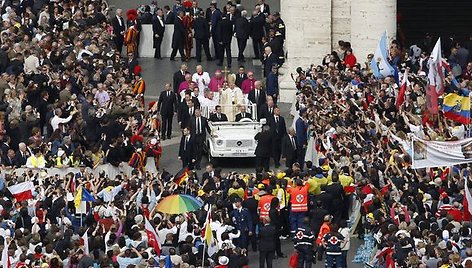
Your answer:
[174,168,190,185]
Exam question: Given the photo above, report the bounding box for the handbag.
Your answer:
[289,251,299,268]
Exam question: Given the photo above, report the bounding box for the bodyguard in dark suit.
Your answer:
[152,10,165,59]
[111,9,126,54]
[177,99,195,129]
[281,128,298,168]
[139,5,153,24]
[158,83,177,140]
[216,15,233,67]
[268,107,286,167]
[248,82,266,107]
[173,64,189,93]
[170,11,186,61]
[234,10,250,62]
[230,197,253,250]
[263,46,279,77]
[249,10,265,60]
[14,147,29,167]
[259,217,277,268]
[193,10,213,62]
[209,4,222,60]
[235,67,247,88]
[259,97,276,120]
[164,6,175,24]
[189,109,210,170]
[209,105,228,122]
[255,125,273,172]
[178,127,196,169]
[125,53,139,75]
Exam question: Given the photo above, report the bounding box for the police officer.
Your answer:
[322,223,345,268]
[272,12,285,40]
[293,217,314,268]
[230,197,253,249]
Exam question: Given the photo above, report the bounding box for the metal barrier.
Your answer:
[10,158,158,178]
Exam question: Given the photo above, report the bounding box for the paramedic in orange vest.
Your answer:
[287,178,309,235]
[258,186,275,222]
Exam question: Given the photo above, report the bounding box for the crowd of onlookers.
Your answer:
[2,0,472,267]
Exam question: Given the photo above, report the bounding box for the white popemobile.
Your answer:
[202,103,264,165]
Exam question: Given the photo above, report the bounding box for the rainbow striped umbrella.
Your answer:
[156,194,203,214]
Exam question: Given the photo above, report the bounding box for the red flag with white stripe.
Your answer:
[426,38,444,115]
[464,182,472,221]
[144,218,161,256]
[8,181,34,202]
[396,71,410,108]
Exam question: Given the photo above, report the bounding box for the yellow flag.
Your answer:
[74,186,82,208]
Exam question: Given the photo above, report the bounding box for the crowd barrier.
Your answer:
[138,24,255,58]
[10,158,159,179]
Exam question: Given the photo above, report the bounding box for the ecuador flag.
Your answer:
[442,93,471,124]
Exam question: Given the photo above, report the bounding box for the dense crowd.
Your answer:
[1,0,472,268]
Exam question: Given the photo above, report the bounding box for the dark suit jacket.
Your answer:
[235,73,247,88]
[259,104,275,119]
[234,16,249,39]
[281,134,298,162]
[173,70,189,93]
[235,112,252,122]
[139,12,153,24]
[152,15,165,47]
[260,3,270,16]
[295,117,308,147]
[250,13,265,40]
[248,89,267,107]
[2,156,16,168]
[193,16,210,40]
[172,16,185,49]
[111,16,126,37]
[255,130,272,157]
[216,17,233,44]
[125,58,139,75]
[14,151,28,167]
[259,224,276,251]
[263,52,279,77]
[165,11,175,24]
[210,9,222,35]
[157,90,177,117]
[178,102,195,128]
[267,115,286,140]
[179,135,196,160]
[209,113,228,122]
[189,116,210,139]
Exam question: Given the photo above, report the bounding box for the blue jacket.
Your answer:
[230,207,253,232]
[295,117,308,147]
[266,72,278,96]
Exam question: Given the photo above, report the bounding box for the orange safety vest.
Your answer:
[289,185,308,212]
[316,222,330,245]
[258,194,274,220]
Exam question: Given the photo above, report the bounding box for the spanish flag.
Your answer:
[173,168,190,185]
[442,93,471,124]
[74,186,96,208]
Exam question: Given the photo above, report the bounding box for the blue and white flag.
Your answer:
[370,31,395,79]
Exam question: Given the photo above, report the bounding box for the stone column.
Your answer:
[350,0,396,64]
[331,0,352,50]
[278,0,332,102]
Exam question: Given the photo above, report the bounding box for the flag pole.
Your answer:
[201,241,207,268]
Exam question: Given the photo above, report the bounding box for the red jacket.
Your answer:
[344,54,357,68]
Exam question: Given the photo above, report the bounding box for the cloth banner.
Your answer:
[412,136,472,169]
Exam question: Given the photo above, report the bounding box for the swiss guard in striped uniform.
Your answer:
[132,65,145,107]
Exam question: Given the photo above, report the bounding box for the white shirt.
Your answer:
[192,72,211,94]
[50,114,73,131]
[24,55,40,75]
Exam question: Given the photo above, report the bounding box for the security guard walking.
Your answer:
[293,217,314,268]
[322,223,346,268]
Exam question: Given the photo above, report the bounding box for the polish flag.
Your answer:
[463,182,472,221]
[144,218,161,256]
[395,71,410,108]
[8,182,34,202]
[82,230,89,255]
